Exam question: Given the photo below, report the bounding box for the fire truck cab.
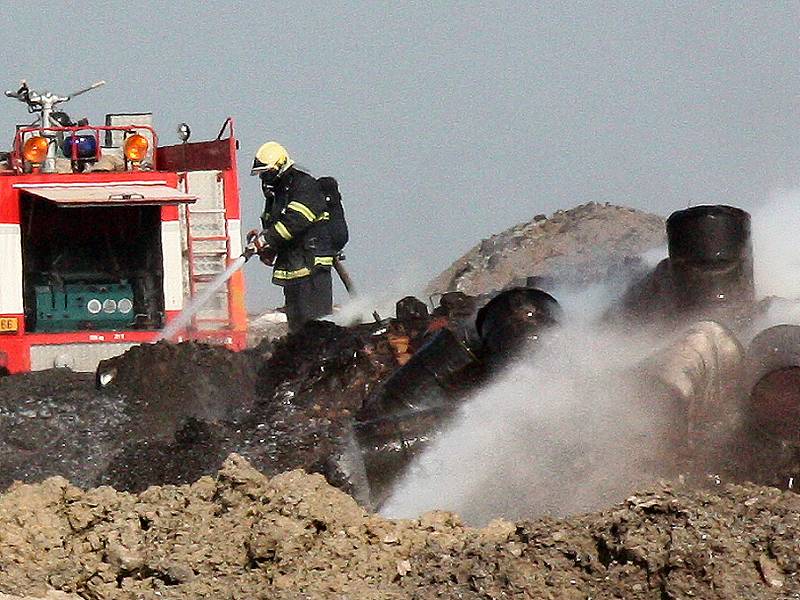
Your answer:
[0,81,246,374]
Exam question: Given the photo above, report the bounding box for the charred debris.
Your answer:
[346,204,800,507]
[2,203,800,511]
[258,203,800,507]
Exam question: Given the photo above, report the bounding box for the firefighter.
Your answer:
[248,141,335,332]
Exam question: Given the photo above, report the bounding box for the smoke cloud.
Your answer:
[377,191,800,525]
[749,189,800,332]
[332,259,429,326]
[380,285,675,525]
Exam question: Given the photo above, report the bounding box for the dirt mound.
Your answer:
[0,454,795,599]
[0,593,78,600]
[428,202,665,296]
[91,324,385,493]
[98,341,257,438]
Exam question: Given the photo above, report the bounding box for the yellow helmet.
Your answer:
[251,141,294,176]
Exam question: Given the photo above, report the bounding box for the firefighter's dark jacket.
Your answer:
[260,167,334,285]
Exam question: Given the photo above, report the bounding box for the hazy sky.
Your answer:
[1,3,797,310]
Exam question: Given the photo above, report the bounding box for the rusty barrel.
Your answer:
[743,325,800,444]
[666,205,754,312]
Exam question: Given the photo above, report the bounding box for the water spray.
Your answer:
[156,255,249,343]
[157,235,264,343]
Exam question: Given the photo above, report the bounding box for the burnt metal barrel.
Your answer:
[357,327,478,423]
[475,287,561,358]
[638,320,744,450]
[353,327,478,507]
[666,205,754,311]
[743,325,800,444]
[354,287,561,508]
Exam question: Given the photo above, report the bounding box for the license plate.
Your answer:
[0,317,18,332]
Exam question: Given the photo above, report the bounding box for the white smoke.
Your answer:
[380,285,672,525]
[640,244,668,268]
[332,259,429,326]
[377,191,800,525]
[332,292,399,327]
[751,189,800,301]
[749,189,800,332]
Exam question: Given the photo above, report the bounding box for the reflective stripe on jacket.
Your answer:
[261,167,335,285]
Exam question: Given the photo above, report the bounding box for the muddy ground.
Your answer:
[0,454,799,599]
[1,316,793,497]
[1,320,799,599]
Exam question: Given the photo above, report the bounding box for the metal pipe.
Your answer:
[40,96,57,173]
[638,320,744,449]
[743,325,800,444]
[666,205,754,312]
[615,205,755,324]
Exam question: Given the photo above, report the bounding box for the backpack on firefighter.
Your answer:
[317,176,349,253]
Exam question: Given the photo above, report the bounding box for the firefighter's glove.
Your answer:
[258,245,276,266]
[244,229,275,265]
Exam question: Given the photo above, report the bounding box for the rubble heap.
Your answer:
[0,315,435,495]
[428,202,665,296]
[0,454,797,600]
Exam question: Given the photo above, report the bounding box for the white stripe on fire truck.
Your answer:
[161,221,184,312]
[0,224,24,313]
[12,181,169,189]
[227,219,243,256]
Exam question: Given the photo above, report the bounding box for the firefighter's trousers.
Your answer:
[283,269,333,333]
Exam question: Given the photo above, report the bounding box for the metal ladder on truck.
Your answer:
[180,170,232,332]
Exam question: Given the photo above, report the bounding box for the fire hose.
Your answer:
[243,231,356,298]
[333,256,356,297]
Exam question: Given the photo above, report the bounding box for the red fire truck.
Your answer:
[0,81,247,374]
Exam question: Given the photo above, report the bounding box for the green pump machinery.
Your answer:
[35,282,136,332]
